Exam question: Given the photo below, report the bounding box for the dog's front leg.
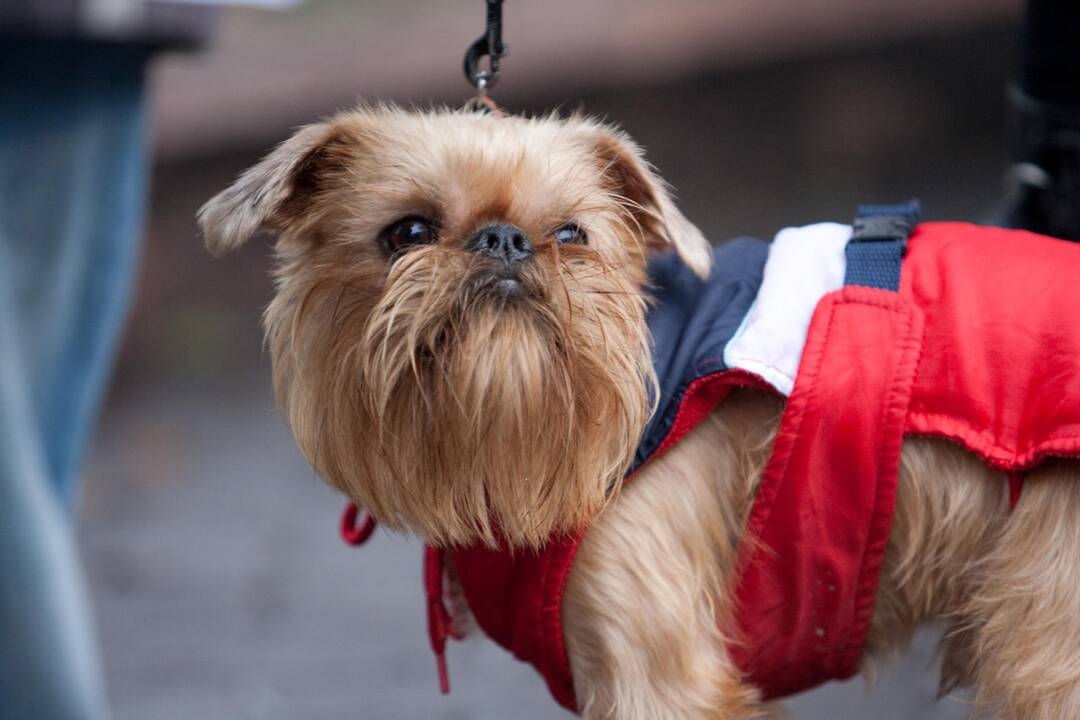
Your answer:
[563,395,780,719]
[563,522,758,719]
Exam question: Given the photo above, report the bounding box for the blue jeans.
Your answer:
[0,37,152,719]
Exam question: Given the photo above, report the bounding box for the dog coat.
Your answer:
[344,203,1080,711]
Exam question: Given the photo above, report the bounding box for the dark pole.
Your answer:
[997,0,1080,241]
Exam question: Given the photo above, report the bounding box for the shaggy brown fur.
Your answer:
[200,105,1080,718]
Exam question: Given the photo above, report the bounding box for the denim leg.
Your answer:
[0,38,152,719]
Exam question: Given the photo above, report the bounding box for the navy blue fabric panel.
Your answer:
[630,237,769,474]
[844,241,905,290]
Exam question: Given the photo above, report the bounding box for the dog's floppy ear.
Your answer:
[198,121,349,256]
[590,129,712,278]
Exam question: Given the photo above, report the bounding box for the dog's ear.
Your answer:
[589,129,712,278]
[198,121,350,256]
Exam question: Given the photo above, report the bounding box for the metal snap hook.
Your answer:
[463,0,508,94]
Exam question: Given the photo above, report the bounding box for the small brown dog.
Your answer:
[200,105,1080,719]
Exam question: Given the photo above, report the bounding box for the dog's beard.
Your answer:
[271,245,654,548]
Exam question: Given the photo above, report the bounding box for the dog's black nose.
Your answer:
[467,223,533,265]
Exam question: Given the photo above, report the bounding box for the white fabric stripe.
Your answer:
[723,222,852,396]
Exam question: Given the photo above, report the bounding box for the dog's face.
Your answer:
[199,106,710,548]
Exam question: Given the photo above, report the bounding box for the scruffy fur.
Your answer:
[200,105,1080,718]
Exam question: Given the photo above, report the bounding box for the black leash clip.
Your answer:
[463,0,508,96]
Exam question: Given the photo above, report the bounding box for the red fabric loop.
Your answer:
[424,546,455,694]
[339,502,377,546]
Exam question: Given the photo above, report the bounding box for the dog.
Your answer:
[199,105,1080,719]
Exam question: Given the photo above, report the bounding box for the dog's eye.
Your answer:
[383,216,437,253]
[554,223,587,245]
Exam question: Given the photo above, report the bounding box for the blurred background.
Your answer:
[34,0,1021,717]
